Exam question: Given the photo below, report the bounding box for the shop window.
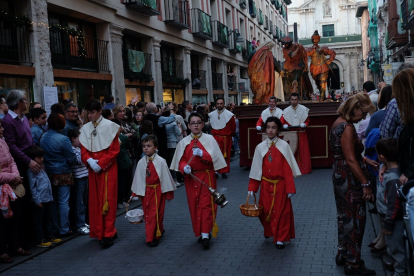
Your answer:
[162,88,184,103]
[192,95,208,105]
[54,81,79,106]
[125,87,153,104]
[0,76,32,103]
[241,92,250,104]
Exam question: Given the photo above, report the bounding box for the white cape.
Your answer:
[131,154,176,196]
[282,104,309,126]
[79,117,120,152]
[170,133,227,172]
[261,107,283,122]
[249,138,301,180]
[208,109,234,130]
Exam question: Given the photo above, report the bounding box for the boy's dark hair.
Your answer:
[85,99,102,112]
[26,145,44,160]
[31,108,47,120]
[188,112,204,123]
[67,128,80,141]
[142,134,158,148]
[376,138,398,162]
[363,81,376,92]
[264,117,283,132]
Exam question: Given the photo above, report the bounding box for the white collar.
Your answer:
[8,110,24,121]
[146,153,157,161]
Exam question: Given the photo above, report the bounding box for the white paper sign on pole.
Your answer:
[43,87,58,116]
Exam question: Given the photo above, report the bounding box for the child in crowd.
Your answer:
[26,146,62,247]
[67,128,90,235]
[131,135,176,247]
[30,108,47,145]
[376,138,406,275]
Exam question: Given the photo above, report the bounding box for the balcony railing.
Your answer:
[0,21,32,66]
[229,30,243,54]
[50,30,109,72]
[191,69,206,89]
[212,21,229,48]
[275,26,280,39]
[164,0,190,29]
[269,20,273,34]
[401,0,414,29]
[249,0,257,18]
[275,0,281,9]
[258,10,264,25]
[212,72,223,90]
[228,75,236,91]
[121,0,160,16]
[161,57,184,82]
[191,9,212,40]
[242,39,253,59]
[264,15,269,30]
[239,0,247,9]
[122,49,152,81]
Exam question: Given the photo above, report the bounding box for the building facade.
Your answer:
[288,0,365,93]
[0,0,290,107]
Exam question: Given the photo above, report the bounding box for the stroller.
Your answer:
[399,179,414,275]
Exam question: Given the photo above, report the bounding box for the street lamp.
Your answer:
[228,29,245,43]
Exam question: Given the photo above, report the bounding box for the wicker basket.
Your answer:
[125,197,144,225]
[239,194,263,217]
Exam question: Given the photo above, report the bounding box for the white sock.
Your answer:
[277,241,283,245]
[201,233,210,239]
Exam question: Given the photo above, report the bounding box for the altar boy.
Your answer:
[131,135,176,247]
[248,117,301,249]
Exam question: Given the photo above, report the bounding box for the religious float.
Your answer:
[235,31,340,169]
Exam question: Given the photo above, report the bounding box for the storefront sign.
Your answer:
[43,87,58,116]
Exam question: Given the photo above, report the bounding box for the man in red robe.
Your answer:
[208,98,236,179]
[248,117,301,249]
[171,113,226,249]
[280,93,311,175]
[80,99,120,248]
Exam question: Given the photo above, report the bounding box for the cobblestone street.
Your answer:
[4,159,384,276]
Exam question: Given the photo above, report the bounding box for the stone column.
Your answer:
[28,0,54,104]
[235,65,240,104]
[223,60,228,102]
[152,37,163,103]
[345,53,352,93]
[184,46,192,103]
[109,24,126,104]
[206,55,213,102]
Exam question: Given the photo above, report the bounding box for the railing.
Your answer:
[275,26,280,39]
[50,30,109,72]
[242,39,253,59]
[0,21,32,66]
[212,21,229,48]
[269,20,273,34]
[121,0,160,16]
[275,0,281,9]
[161,57,184,82]
[190,9,212,40]
[229,30,243,53]
[249,0,257,18]
[264,15,269,30]
[258,9,264,25]
[239,0,247,9]
[122,49,152,80]
[164,0,190,29]
[212,72,223,90]
[401,0,410,29]
[228,75,236,91]
[191,69,206,89]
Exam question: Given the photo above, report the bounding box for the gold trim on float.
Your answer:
[307,125,328,159]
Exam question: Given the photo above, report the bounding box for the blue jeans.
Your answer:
[33,201,52,243]
[51,185,71,235]
[233,132,240,151]
[74,177,88,229]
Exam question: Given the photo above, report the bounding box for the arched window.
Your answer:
[324,0,332,16]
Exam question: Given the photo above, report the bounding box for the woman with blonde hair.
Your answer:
[391,68,414,185]
[329,93,379,275]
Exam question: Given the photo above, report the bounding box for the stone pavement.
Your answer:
[3,158,385,276]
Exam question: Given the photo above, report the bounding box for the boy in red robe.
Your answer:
[248,117,301,249]
[80,99,120,248]
[131,135,176,247]
[171,113,226,249]
[208,98,236,179]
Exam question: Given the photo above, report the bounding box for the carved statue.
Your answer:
[280,36,313,100]
[306,30,336,101]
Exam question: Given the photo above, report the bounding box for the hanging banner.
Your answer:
[383,64,392,76]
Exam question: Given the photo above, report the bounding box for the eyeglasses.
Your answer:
[359,107,368,116]
[189,121,203,126]
[67,110,79,114]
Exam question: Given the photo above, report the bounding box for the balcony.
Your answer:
[275,0,281,10]
[50,30,109,72]
[0,20,32,66]
[401,0,414,29]
[269,20,273,34]
[191,9,212,40]
[229,30,243,54]
[212,21,229,48]
[249,0,257,18]
[161,57,184,83]
[164,0,190,30]
[121,0,160,16]
[212,72,223,90]
[275,26,280,39]
[258,10,264,25]
[264,15,269,30]
[122,49,152,82]
[242,39,253,59]
[239,0,247,9]
[191,69,206,89]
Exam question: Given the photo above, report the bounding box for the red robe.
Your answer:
[179,139,218,236]
[81,135,120,240]
[211,116,236,173]
[280,116,312,175]
[140,161,174,242]
[248,146,296,243]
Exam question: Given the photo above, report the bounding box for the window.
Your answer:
[322,24,334,37]
[289,32,293,38]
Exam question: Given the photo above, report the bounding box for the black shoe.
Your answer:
[336,254,346,266]
[100,237,114,248]
[198,234,211,243]
[221,173,228,179]
[59,230,74,238]
[202,238,210,249]
[344,263,376,275]
[112,233,118,240]
[215,173,219,179]
[368,207,378,214]
[148,239,159,247]
[276,244,285,249]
